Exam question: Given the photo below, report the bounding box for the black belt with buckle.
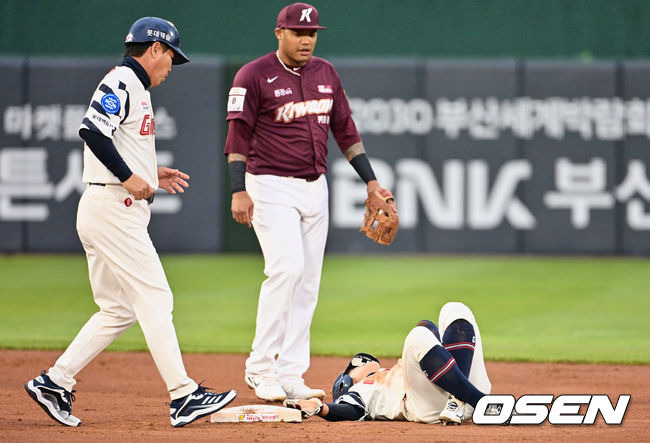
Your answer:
[89,183,154,205]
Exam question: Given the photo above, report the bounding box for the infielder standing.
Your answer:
[224,2,396,401]
[25,17,236,428]
[286,302,492,425]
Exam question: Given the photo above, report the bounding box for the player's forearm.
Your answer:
[320,402,365,421]
[227,154,247,194]
[344,142,377,184]
[79,128,133,182]
[343,142,365,161]
[228,153,247,163]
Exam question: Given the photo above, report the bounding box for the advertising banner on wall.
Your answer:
[0,58,225,252]
[327,59,650,254]
[2,57,649,254]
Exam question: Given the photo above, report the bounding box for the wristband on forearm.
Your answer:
[349,153,377,183]
[228,160,247,193]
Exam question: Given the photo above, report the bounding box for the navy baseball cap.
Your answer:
[277,3,326,30]
[125,17,190,65]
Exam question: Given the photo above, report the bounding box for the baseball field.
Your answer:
[1,254,649,440]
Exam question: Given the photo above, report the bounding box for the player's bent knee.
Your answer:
[439,302,474,326]
[404,323,442,355]
[416,319,440,340]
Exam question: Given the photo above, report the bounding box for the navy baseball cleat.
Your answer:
[169,384,237,427]
[25,370,81,427]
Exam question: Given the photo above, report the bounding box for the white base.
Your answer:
[210,405,302,423]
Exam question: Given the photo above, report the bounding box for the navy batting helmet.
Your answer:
[332,373,353,401]
[125,17,189,65]
[332,353,381,400]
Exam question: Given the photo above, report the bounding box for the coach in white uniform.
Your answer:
[24,17,235,428]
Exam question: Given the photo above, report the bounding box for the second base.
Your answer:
[210,405,302,423]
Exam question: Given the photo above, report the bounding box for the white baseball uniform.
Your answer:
[46,63,198,401]
[340,302,491,423]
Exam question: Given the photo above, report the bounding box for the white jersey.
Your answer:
[344,363,408,421]
[79,65,158,188]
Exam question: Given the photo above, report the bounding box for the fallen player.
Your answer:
[285,302,492,425]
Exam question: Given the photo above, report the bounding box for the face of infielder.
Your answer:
[275,28,318,67]
[147,42,175,88]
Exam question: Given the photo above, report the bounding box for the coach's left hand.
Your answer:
[158,167,190,194]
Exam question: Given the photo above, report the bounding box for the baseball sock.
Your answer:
[442,319,475,377]
[419,345,484,408]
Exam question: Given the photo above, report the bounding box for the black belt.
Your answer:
[89,183,154,205]
[292,174,321,182]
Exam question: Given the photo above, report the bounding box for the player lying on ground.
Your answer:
[285,302,491,425]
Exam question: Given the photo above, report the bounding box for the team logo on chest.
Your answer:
[274,98,333,123]
[140,114,155,135]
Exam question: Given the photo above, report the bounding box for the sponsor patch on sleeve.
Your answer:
[227,87,247,112]
[100,93,121,115]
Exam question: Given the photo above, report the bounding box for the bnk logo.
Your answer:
[473,394,631,425]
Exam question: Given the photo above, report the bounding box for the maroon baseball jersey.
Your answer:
[224,51,361,177]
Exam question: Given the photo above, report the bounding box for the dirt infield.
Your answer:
[1,350,647,441]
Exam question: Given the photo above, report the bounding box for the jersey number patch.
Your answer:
[140,115,155,135]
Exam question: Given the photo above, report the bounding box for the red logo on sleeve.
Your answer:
[124,198,133,207]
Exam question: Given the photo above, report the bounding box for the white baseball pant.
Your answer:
[244,173,329,384]
[46,184,197,400]
[402,302,491,423]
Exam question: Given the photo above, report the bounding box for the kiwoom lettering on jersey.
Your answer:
[274,99,333,123]
[473,394,631,425]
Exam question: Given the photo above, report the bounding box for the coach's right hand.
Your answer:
[231,191,254,228]
[122,174,154,200]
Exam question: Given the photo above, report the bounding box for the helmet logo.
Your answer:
[125,33,133,43]
[146,29,172,42]
[299,8,313,22]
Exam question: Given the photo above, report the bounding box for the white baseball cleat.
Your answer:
[245,375,287,402]
[439,394,465,425]
[281,382,326,400]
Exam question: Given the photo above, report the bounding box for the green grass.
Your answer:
[1,254,648,364]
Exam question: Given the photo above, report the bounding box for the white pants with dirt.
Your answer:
[244,173,329,384]
[402,302,492,423]
[46,184,197,400]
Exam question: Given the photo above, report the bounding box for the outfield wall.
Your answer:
[1,57,649,254]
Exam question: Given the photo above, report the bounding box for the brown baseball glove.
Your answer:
[360,188,398,245]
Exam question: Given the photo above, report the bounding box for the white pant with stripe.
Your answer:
[402,302,492,423]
